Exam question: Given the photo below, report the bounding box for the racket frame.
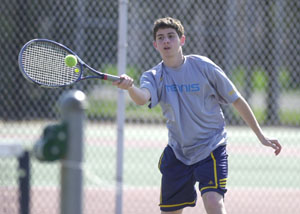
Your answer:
[18,38,120,88]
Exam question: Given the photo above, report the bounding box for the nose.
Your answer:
[163,37,170,44]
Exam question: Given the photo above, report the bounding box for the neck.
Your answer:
[163,52,184,68]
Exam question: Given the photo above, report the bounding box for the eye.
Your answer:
[157,36,164,41]
[168,34,176,40]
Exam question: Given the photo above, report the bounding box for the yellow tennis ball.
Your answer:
[74,68,79,73]
[65,55,77,67]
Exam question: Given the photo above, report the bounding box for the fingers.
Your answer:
[268,139,282,156]
[272,140,282,156]
[112,74,134,90]
[261,137,282,156]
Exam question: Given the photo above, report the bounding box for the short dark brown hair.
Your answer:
[153,17,184,41]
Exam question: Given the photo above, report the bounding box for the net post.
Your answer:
[18,150,30,214]
[59,90,86,214]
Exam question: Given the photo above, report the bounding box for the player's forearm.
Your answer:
[128,86,150,105]
[232,97,265,140]
[112,74,150,105]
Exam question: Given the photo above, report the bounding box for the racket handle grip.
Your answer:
[104,74,121,81]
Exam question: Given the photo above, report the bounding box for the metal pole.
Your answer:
[19,151,30,214]
[59,90,86,214]
[75,0,85,57]
[116,0,128,214]
[223,0,237,123]
[267,0,285,125]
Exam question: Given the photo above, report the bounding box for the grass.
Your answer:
[87,98,162,122]
[87,96,299,126]
[84,64,300,125]
[279,110,300,125]
[251,108,300,126]
[86,65,299,125]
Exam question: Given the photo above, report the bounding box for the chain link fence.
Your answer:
[0,0,299,213]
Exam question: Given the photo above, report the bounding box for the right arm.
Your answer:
[112,74,151,105]
[127,86,150,105]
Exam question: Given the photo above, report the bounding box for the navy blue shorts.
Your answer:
[158,145,228,212]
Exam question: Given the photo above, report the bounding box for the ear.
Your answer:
[153,41,158,49]
[180,35,186,46]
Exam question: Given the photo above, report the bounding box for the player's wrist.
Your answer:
[127,83,135,91]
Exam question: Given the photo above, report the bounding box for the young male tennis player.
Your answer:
[113,17,282,214]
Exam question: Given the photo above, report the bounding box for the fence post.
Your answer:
[116,1,128,214]
[59,90,86,214]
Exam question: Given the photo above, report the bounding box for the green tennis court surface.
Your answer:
[1,123,299,189]
[1,122,299,214]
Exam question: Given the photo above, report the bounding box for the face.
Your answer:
[153,28,185,59]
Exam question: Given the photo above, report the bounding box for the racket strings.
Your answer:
[21,42,80,86]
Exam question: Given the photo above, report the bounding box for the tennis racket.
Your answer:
[18,38,120,88]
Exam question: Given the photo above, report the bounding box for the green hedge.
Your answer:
[86,65,299,125]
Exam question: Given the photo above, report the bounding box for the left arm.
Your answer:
[232,97,282,156]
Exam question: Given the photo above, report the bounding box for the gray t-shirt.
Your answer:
[140,55,241,165]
